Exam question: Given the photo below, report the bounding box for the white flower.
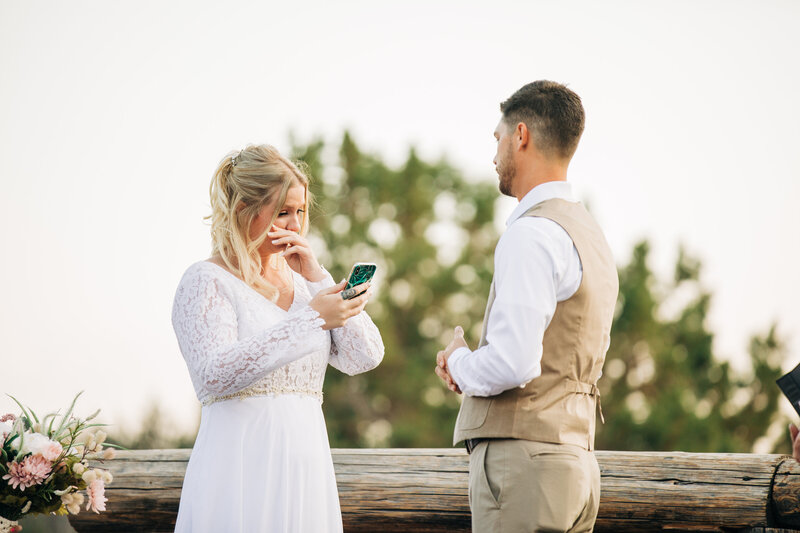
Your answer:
[19,432,48,456]
[12,432,63,461]
[73,463,86,475]
[61,490,84,515]
[0,421,12,440]
[7,429,22,452]
[81,470,98,484]
[78,429,107,452]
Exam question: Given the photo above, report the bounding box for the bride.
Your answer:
[171,144,384,532]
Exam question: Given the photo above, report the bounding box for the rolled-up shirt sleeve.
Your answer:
[447,221,564,397]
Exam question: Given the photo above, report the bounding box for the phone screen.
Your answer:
[342,263,377,299]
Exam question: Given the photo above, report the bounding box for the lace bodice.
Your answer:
[172,261,384,405]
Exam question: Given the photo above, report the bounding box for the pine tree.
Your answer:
[294,135,790,452]
[596,242,787,452]
[293,133,499,447]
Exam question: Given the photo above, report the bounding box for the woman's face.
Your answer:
[250,183,307,256]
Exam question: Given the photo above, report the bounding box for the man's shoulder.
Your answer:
[495,214,578,278]
[504,215,573,247]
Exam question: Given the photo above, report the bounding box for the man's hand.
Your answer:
[435,326,469,394]
[790,423,800,462]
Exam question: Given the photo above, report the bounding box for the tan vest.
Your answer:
[453,198,618,451]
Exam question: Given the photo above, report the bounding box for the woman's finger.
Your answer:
[343,282,371,301]
[349,281,371,293]
[271,235,308,247]
[270,236,294,246]
[282,245,309,257]
[319,280,348,296]
[352,300,369,316]
[345,288,372,309]
[343,300,368,320]
[268,225,297,236]
[341,285,371,300]
[269,230,305,242]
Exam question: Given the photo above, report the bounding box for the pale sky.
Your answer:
[1,0,799,438]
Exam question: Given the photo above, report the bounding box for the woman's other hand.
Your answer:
[309,280,372,330]
[268,225,325,282]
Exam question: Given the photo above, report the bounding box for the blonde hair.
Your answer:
[207,144,312,301]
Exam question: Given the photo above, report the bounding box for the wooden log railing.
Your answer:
[69,449,800,532]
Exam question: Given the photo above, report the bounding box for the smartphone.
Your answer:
[341,262,377,299]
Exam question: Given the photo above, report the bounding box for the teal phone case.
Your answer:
[342,263,377,299]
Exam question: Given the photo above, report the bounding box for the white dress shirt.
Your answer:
[447,181,583,397]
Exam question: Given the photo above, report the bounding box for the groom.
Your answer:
[435,80,618,532]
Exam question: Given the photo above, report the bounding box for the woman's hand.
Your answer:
[268,225,325,282]
[309,280,372,330]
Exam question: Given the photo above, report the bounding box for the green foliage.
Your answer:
[596,242,787,452]
[292,133,500,448]
[108,402,197,450]
[124,134,790,453]
[293,134,790,453]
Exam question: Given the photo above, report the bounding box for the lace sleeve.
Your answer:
[172,268,327,397]
[328,310,384,376]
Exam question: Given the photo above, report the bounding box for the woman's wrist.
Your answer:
[305,266,327,283]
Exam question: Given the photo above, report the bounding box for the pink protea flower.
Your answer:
[0,413,15,423]
[86,478,107,513]
[2,454,52,491]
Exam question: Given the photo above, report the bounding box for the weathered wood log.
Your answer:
[68,449,800,532]
[773,458,800,528]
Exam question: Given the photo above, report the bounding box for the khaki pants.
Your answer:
[468,439,600,533]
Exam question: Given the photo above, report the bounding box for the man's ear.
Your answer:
[516,122,530,150]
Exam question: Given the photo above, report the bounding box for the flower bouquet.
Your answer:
[0,392,119,532]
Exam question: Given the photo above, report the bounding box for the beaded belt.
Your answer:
[202,387,323,406]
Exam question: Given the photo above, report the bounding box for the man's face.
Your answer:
[493,118,515,197]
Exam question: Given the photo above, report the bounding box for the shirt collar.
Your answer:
[506,181,576,227]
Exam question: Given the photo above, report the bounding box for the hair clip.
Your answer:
[231,149,244,167]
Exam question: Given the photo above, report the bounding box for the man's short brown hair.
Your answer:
[500,81,585,160]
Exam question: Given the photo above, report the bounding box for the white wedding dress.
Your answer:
[171,261,384,533]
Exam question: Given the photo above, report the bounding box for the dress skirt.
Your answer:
[174,394,343,533]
